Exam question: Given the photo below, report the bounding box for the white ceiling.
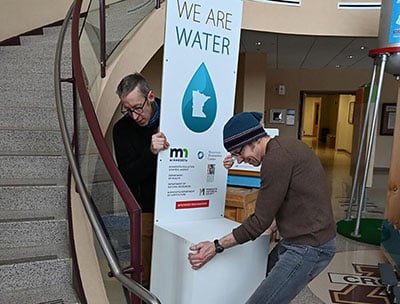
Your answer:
[240,30,378,70]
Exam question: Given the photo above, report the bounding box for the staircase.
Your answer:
[0,26,80,303]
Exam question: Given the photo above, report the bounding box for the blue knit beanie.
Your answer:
[223,112,267,152]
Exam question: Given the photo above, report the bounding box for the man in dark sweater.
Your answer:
[113,73,169,288]
[188,112,336,303]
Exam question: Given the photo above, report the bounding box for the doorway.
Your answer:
[298,91,356,153]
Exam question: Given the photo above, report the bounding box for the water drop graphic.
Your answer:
[181,63,217,133]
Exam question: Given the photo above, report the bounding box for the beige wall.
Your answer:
[242,0,379,37]
[1,0,380,42]
[240,53,268,114]
[0,0,73,42]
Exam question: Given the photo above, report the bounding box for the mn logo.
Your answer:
[182,62,217,133]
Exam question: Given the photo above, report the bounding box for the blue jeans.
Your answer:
[246,237,336,304]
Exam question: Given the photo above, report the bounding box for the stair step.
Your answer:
[0,86,73,109]
[0,155,68,182]
[0,50,71,86]
[0,208,67,221]
[0,256,72,292]
[0,217,67,249]
[20,29,68,47]
[0,185,67,211]
[18,37,71,54]
[0,48,71,72]
[19,26,65,44]
[0,243,71,264]
[0,46,57,67]
[0,106,73,130]
[1,58,54,74]
[43,25,67,36]
[0,283,79,304]
[0,129,64,155]
[0,75,55,102]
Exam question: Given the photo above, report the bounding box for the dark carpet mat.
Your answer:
[336,218,383,245]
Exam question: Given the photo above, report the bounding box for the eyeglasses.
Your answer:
[231,145,244,157]
[120,97,147,115]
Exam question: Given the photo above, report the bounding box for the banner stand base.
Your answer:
[150,218,269,304]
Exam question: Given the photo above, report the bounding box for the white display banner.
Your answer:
[155,0,243,223]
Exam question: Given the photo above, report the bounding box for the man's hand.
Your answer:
[151,131,170,154]
[188,241,216,270]
[265,219,277,235]
[223,154,235,169]
[188,233,237,270]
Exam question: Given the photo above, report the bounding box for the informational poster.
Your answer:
[389,0,400,43]
[155,0,243,223]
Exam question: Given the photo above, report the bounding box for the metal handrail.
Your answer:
[54,1,161,303]
[99,0,106,78]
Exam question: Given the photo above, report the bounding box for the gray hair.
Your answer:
[116,72,150,98]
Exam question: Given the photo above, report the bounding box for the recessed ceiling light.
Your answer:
[336,64,341,68]
[256,41,262,46]
[360,46,366,50]
[347,55,354,59]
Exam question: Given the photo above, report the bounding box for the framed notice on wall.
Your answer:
[286,109,295,126]
[380,103,397,136]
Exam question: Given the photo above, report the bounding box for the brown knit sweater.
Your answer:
[232,137,336,246]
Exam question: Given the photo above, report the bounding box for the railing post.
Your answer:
[99,0,106,78]
[131,210,143,304]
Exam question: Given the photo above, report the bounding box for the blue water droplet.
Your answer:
[182,63,217,133]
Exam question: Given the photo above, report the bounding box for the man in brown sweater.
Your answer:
[188,112,336,304]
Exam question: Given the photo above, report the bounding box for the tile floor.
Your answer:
[102,137,394,303]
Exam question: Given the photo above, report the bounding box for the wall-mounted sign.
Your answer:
[380,103,397,136]
[286,109,296,125]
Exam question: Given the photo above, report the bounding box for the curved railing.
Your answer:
[84,0,162,79]
[54,1,161,303]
